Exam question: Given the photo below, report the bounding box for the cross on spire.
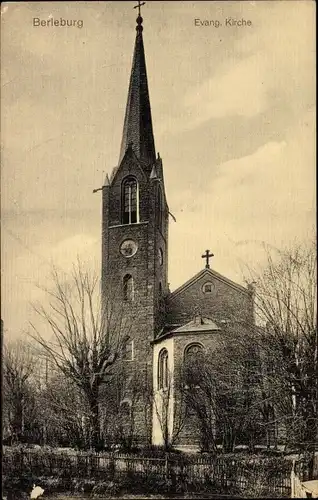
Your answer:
[134,0,146,17]
[202,249,214,269]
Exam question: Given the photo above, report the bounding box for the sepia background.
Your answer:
[1,1,315,339]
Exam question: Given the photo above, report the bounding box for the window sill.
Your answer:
[109,221,149,229]
[157,387,168,393]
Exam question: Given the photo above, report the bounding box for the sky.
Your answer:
[1,1,316,339]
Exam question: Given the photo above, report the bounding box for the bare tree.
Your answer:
[180,339,264,454]
[247,240,317,451]
[180,241,317,455]
[39,371,92,448]
[3,339,38,443]
[99,365,146,450]
[152,367,188,450]
[29,260,134,449]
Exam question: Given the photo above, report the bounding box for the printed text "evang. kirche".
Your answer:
[194,18,252,28]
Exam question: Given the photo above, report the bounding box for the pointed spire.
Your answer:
[118,13,156,167]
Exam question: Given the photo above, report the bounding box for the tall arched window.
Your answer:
[122,337,134,361]
[158,348,168,390]
[123,274,134,302]
[184,343,204,391]
[122,176,138,224]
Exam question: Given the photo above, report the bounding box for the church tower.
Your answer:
[101,10,169,399]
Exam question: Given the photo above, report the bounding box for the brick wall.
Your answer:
[166,269,253,327]
[101,151,169,444]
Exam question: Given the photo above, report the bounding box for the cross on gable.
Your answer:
[133,0,146,16]
[202,249,214,269]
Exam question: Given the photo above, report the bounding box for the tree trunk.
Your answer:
[89,389,100,450]
[200,421,217,453]
[303,399,318,448]
[11,397,24,440]
[223,424,236,453]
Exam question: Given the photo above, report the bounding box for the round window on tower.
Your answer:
[120,239,138,258]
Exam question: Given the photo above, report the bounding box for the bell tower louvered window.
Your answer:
[122,176,138,224]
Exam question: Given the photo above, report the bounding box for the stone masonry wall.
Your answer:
[166,270,253,327]
[101,151,169,445]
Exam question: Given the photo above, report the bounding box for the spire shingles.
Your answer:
[118,15,156,168]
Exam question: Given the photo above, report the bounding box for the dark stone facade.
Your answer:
[101,147,169,442]
[100,14,255,446]
[166,268,254,327]
[152,273,254,446]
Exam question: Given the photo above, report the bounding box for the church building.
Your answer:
[101,8,255,447]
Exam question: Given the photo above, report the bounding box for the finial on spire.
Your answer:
[134,1,146,31]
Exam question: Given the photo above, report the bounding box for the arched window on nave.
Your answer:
[158,348,169,390]
[184,343,204,392]
[184,343,204,363]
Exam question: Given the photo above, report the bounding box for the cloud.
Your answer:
[183,54,268,125]
[212,140,286,195]
[1,229,100,338]
[43,234,100,274]
[168,108,315,289]
[205,108,315,241]
[1,2,315,339]
[157,1,315,135]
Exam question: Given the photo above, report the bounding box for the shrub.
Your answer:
[139,444,183,458]
[91,480,116,496]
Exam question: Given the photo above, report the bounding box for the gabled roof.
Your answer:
[171,317,220,333]
[169,267,249,300]
[153,316,220,344]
